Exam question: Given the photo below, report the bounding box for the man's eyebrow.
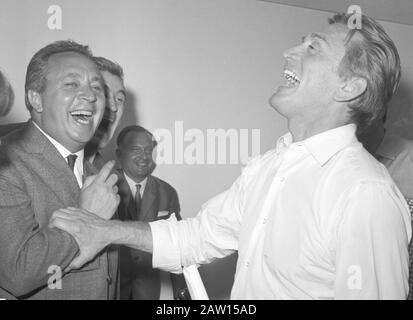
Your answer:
[64,72,81,79]
[91,75,104,83]
[302,33,329,45]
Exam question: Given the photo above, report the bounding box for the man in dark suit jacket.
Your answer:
[0,40,119,299]
[116,125,187,300]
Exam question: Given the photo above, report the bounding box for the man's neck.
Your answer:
[123,170,148,184]
[287,113,349,142]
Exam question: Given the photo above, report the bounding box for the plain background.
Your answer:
[1,0,412,299]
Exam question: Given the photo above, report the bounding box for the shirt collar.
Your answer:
[32,121,84,162]
[276,124,357,166]
[275,132,294,153]
[124,172,148,193]
[302,124,358,166]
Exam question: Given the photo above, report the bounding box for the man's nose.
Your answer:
[108,96,118,112]
[80,84,97,102]
[283,44,301,60]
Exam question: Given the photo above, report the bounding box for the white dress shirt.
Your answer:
[150,124,411,299]
[33,122,84,187]
[123,173,147,198]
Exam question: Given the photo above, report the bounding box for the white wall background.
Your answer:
[1,0,412,299]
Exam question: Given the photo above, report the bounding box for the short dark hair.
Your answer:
[329,13,401,129]
[24,40,94,111]
[117,125,157,148]
[93,56,124,80]
[0,70,14,117]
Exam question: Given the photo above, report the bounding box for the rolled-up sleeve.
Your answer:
[150,173,246,274]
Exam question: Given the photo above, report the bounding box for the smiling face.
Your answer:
[270,23,348,122]
[117,131,155,183]
[96,70,126,150]
[30,52,105,152]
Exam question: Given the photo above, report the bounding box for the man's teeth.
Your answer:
[284,70,301,86]
[71,110,92,117]
[70,110,93,124]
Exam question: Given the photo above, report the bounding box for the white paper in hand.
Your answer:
[182,265,209,300]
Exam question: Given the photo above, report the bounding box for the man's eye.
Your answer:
[116,97,125,105]
[92,85,103,92]
[65,82,78,88]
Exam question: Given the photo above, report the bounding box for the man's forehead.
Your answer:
[101,70,125,92]
[47,51,102,77]
[305,24,348,43]
[124,131,153,146]
[323,24,349,43]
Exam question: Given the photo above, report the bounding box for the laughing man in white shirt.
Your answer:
[50,13,411,299]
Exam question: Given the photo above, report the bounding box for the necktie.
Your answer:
[66,154,77,172]
[135,184,142,220]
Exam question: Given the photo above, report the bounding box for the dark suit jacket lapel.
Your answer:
[140,175,157,221]
[117,169,137,221]
[84,158,99,177]
[20,121,80,205]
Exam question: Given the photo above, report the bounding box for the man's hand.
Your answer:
[80,160,120,220]
[49,207,115,271]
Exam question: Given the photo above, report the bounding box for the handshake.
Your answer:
[49,160,121,271]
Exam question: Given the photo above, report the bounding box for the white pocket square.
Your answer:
[157,211,169,217]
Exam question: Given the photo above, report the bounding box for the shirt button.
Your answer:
[245,261,250,267]
[279,177,285,182]
[263,218,267,225]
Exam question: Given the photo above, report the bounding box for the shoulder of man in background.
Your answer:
[376,133,413,200]
[0,121,26,143]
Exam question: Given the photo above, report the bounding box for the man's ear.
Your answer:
[27,90,43,113]
[334,77,367,102]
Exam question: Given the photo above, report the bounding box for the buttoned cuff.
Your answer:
[150,214,183,274]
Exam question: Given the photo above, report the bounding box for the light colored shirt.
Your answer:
[150,124,411,299]
[33,121,84,187]
[124,173,147,198]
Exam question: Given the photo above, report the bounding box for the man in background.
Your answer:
[85,56,126,300]
[85,56,126,167]
[0,40,119,299]
[0,69,14,118]
[116,125,186,300]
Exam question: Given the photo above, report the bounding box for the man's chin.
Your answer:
[269,93,285,113]
[69,132,96,149]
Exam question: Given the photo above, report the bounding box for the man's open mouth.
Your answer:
[284,69,301,87]
[70,110,93,125]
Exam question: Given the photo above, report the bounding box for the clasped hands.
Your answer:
[49,160,120,271]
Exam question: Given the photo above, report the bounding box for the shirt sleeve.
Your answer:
[334,181,411,299]
[150,173,246,274]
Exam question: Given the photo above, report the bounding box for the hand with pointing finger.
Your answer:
[80,160,120,220]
